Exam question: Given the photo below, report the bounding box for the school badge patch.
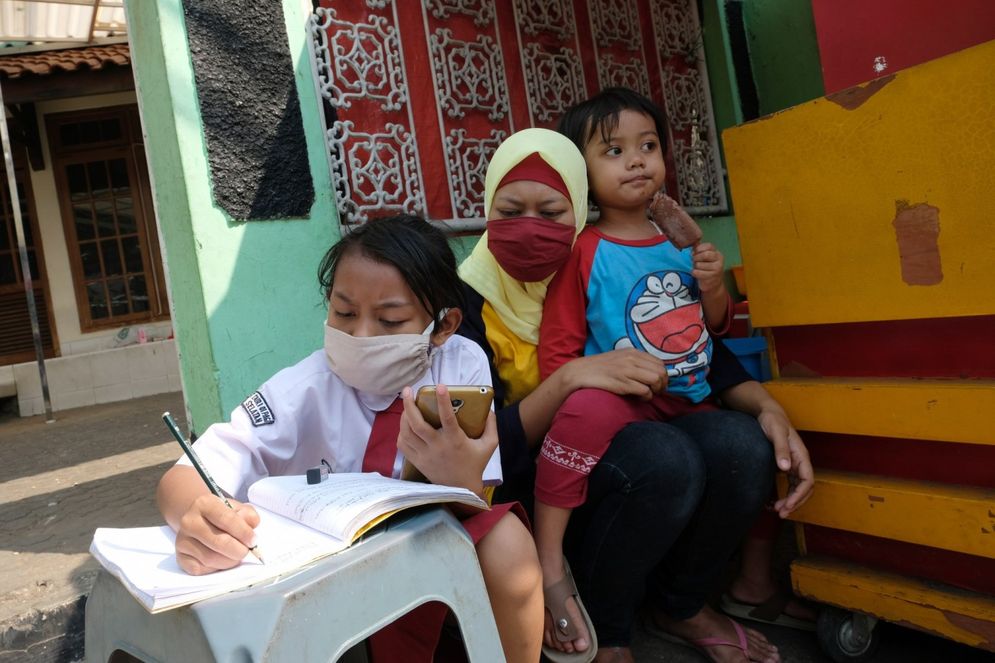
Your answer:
[241,391,275,426]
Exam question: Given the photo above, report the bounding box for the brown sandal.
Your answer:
[720,591,817,632]
[542,561,598,663]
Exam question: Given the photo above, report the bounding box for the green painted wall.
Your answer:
[700,215,744,297]
[701,0,745,134]
[126,0,338,433]
[448,234,480,265]
[742,0,825,116]
[699,0,747,295]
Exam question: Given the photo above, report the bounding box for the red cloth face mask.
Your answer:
[487,216,575,282]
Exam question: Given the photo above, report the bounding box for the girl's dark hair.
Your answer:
[317,214,464,332]
[557,87,668,155]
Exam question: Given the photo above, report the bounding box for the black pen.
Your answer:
[162,412,264,563]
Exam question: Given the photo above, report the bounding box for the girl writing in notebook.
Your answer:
[156,215,543,663]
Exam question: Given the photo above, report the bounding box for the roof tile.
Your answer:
[0,43,130,80]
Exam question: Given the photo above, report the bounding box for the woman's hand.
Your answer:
[173,494,260,575]
[562,348,669,400]
[757,408,814,518]
[517,349,668,446]
[397,385,496,496]
[717,381,815,518]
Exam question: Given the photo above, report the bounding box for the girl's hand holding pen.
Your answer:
[160,411,265,573]
[174,492,261,575]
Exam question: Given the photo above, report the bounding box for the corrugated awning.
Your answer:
[1,0,126,46]
[0,42,129,79]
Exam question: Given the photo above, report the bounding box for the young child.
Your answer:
[533,88,733,656]
[157,215,543,663]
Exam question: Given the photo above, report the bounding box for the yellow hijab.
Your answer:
[459,128,589,345]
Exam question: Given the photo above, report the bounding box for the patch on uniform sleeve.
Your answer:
[241,391,275,427]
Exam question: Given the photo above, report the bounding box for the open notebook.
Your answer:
[90,472,487,613]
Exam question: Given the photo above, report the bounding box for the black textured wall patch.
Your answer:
[181,0,315,220]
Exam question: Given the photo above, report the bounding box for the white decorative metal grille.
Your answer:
[589,0,641,49]
[430,29,510,121]
[653,0,697,58]
[597,54,651,97]
[327,121,424,223]
[522,44,587,123]
[661,68,708,132]
[513,0,575,38]
[651,0,727,214]
[672,136,723,211]
[307,0,727,225]
[446,128,507,218]
[310,5,427,224]
[310,7,406,112]
[423,0,494,26]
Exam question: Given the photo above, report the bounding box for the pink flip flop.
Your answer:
[645,613,752,660]
[689,618,749,654]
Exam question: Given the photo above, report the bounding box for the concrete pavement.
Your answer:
[0,392,991,662]
[0,393,183,662]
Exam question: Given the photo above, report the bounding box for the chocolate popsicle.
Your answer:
[649,192,702,249]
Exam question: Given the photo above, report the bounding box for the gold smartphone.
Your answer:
[414,385,494,438]
[401,385,495,482]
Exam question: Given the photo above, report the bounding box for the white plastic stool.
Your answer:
[85,507,504,662]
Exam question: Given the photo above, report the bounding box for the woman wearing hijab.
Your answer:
[459,128,672,514]
[457,128,810,663]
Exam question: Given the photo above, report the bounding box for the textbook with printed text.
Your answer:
[89,472,488,613]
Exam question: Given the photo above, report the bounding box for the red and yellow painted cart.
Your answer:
[723,39,995,662]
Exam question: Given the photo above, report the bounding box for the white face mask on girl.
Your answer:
[323,318,436,396]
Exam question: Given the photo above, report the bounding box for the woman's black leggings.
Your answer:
[564,410,776,647]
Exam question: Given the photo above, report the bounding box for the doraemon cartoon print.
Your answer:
[614,271,711,378]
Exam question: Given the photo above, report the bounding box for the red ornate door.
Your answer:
[310,0,727,229]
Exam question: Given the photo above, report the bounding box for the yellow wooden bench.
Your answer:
[723,38,995,658]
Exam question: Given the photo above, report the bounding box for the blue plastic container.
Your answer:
[721,337,771,382]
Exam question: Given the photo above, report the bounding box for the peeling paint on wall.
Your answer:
[827,74,896,110]
[892,200,943,286]
[944,611,995,650]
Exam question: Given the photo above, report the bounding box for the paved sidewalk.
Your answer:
[0,392,991,662]
[0,393,185,663]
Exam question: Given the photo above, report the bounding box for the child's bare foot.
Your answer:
[541,557,594,657]
[650,605,780,663]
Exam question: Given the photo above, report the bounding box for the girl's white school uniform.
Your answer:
[177,334,502,502]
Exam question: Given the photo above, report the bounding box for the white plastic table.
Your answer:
[84,507,504,662]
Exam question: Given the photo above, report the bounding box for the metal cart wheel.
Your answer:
[816,607,880,662]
